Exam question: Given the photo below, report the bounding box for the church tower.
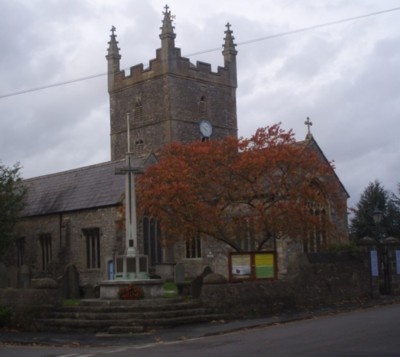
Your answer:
[106,5,238,160]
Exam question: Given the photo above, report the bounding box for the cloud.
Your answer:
[1,0,399,211]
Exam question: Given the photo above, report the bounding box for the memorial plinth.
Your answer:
[114,254,149,280]
[100,279,164,299]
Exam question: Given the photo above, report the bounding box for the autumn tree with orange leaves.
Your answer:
[137,124,346,252]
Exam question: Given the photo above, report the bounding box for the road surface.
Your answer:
[1,303,400,356]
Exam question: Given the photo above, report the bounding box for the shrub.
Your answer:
[63,299,80,307]
[163,281,178,297]
[118,284,144,300]
[328,242,360,254]
[0,305,12,327]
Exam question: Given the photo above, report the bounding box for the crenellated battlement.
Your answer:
[112,49,234,91]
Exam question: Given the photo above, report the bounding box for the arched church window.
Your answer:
[16,237,25,268]
[135,140,144,156]
[134,99,143,122]
[82,228,100,269]
[186,234,202,259]
[234,218,257,251]
[39,233,52,271]
[303,181,329,253]
[143,217,162,266]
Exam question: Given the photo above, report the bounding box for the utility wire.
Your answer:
[1,6,399,100]
[0,72,107,99]
[189,6,400,56]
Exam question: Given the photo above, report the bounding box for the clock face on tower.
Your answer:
[199,119,213,138]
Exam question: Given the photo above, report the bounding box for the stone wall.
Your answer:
[358,237,400,297]
[201,252,371,317]
[172,236,231,279]
[9,206,122,288]
[0,288,61,308]
[64,207,123,285]
[0,286,61,330]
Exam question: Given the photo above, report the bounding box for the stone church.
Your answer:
[4,6,349,290]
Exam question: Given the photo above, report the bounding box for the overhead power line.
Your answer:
[189,6,400,56]
[1,6,399,100]
[0,72,106,100]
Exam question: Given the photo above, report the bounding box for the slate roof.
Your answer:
[21,160,134,217]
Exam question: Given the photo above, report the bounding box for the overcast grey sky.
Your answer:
[1,0,399,209]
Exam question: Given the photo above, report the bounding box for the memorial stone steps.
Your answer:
[37,298,225,334]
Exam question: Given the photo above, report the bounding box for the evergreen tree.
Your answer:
[350,180,400,240]
[389,183,400,234]
[0,162,26,256]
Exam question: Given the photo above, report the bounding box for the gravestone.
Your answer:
[81,284,96,299]
[174,263,189,295]
[19,264,31,289]
[60,264,80,299]
[191,266,213,298]
[203,272,227,284]
[174,263,185,284]
[31,278,58,289]
[0,263,8,288]
[7,266,18,288]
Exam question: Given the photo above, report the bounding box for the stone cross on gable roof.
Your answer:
[305,117,313,138]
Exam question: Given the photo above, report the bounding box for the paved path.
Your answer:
[0,297,399,348]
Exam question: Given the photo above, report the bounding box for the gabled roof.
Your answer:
[301,135,350,199]
[21,160,130,217]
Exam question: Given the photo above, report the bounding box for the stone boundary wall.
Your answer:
[0,288,61,329]
[0,288,61,309]
[201,252,371,317]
